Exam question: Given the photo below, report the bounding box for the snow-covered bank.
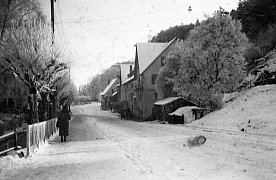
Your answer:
[190,85,276,135]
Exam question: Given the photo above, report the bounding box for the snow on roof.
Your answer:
[154,97,182,105]
[137,38,176,75]
[100,78,117,96]
[120,63,134,83]
[122,75,134,85]
[169,106,203,116]
[111,91,117,96]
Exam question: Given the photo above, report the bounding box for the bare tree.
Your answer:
[0,23,69,123]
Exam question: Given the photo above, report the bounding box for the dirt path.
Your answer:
[2,103,276,180]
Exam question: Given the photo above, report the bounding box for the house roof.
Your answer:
[120,63,134,83]
[154,96,198,106]
[100,78,118,96]
[169,106,204,116]
[122,75,134,85]
[154,97,182,105]
[136,38,176,74]
[111,91,117,96]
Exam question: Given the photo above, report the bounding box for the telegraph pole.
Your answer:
[50,0,55,43]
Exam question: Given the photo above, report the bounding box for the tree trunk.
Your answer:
[33,93,39,123]
[41,92,49,121]
[49,93,56,118]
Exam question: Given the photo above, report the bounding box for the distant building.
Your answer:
[119,63,134,109]
[100,78,118,109]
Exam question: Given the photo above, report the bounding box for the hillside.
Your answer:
[190,85,276,135]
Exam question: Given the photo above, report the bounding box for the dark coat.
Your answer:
[57,111,71,136]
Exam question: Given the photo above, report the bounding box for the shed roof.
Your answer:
[169,106,204,116]
[154,97,182,105]
[100,78,118,96]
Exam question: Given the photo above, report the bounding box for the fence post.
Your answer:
[26,124,30,157]
[13,128,17,150]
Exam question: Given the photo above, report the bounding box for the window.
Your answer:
[154,92,158,101]
[111,89,114,94]
[152,74,157,85]
[161,56,165,66]
[138,76,142,85]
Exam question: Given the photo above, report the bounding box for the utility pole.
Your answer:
[50,0,56,43]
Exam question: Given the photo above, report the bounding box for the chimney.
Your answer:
[130,65,133,74]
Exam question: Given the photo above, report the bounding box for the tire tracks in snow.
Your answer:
[91,119,191,180]
[91,121,158,178]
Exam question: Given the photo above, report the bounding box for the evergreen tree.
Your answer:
[150,24,194,42]
[231,0,276,40]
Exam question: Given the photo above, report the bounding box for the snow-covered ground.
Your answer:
[1,86,276,179]
[190,85,276,135]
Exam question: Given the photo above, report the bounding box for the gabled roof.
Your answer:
[120,63,134,83]
[100,78,118,96]
[136,38,176,74]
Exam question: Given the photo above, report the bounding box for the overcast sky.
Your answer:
[40,0,240,87]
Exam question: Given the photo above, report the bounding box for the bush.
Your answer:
[208,94,224,111]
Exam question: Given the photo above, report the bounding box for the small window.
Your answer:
[152,74,157,85]
[139,76,142,85]
[161,56,165,66]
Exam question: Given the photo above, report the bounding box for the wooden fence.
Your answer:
[0,129,26,156]
[26,118,58,156]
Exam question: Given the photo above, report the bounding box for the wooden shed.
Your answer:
[154,97,197,121]
[168,106,205,124]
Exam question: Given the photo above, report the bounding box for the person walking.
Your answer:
[56,105,71,142]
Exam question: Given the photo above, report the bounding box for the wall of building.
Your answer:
[134,45,174,119]
[121,80,135,111]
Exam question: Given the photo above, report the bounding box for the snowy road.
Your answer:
[2,102,276,180]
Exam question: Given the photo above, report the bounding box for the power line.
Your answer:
[56,5,188,24]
